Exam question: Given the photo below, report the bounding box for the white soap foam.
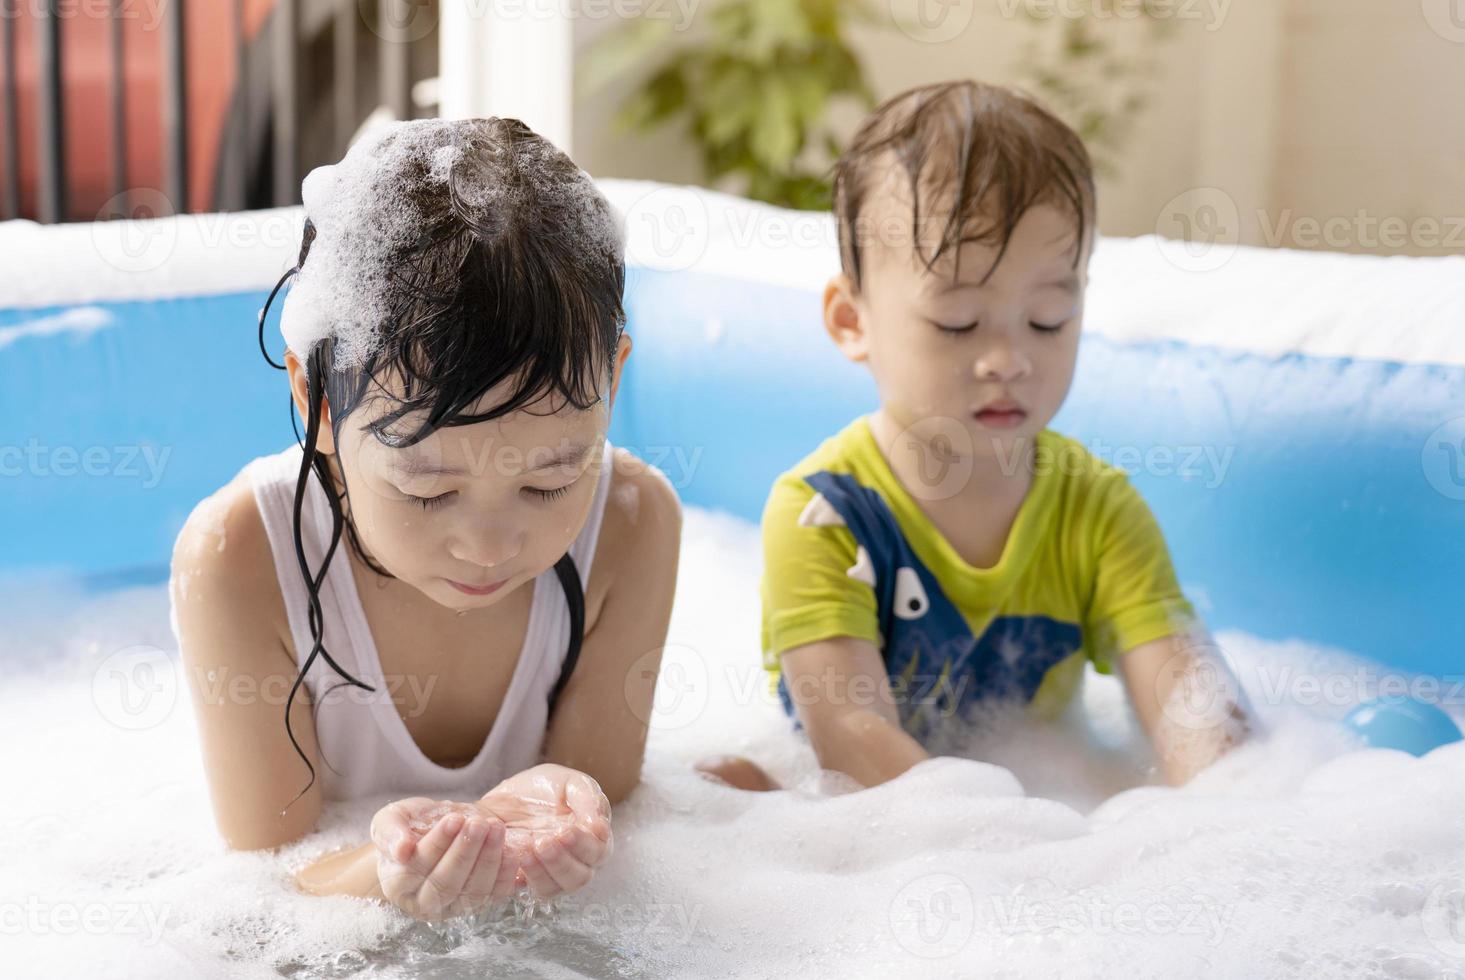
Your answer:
[3,508,1463,979]
[279,118,623,375]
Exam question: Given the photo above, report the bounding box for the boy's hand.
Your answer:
[478,763,614,900]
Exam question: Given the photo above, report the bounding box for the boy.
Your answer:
[699,80,1248,793]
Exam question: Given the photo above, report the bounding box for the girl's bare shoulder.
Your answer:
[170,471,293,667]
[586,448,682,602]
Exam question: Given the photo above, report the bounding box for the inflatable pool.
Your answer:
[4,179,1464,678]
[4,181,1465,978]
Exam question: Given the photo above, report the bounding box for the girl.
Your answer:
[169,118,681,922]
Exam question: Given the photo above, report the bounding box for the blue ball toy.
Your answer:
[1343,697,1463,756]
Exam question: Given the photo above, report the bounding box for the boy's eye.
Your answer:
[932,320,978,334]
[406,490,456,511]
[930,319,1069,334]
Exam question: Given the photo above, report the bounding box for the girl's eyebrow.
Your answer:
[399,457,466,478]
[398,442,592,477]
[526,443,593,473]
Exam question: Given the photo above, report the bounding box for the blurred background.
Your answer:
[3,0,1463,255]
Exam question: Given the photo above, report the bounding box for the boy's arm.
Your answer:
[1116,630,1250,786]
[780,636,930,787]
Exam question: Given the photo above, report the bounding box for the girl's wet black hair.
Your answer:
[256,118,627,813]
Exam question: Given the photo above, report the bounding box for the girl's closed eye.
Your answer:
[406,490,456,510]
[524,483,572,503]
[401,482,577,509]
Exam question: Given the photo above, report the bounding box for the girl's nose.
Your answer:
[450,526,523,568]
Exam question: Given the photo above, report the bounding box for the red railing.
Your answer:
[0,0,433,224]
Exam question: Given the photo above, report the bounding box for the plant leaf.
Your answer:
[574,18,679,98]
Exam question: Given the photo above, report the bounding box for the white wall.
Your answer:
[567,0,1465,257]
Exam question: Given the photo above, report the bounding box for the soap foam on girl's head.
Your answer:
[280,117,624,374]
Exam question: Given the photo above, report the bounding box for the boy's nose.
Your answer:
[972,346,1032,382]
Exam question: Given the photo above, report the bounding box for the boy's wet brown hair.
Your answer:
[831,80,1096,292]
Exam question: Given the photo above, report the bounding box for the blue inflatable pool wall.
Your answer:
[3,180,1463,681]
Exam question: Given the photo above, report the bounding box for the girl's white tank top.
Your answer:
[242,439,616,801]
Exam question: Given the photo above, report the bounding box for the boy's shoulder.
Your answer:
[763,415,877,513]
[1035,428,1153,517]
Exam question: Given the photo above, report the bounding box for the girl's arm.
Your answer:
[540,451,683,806]
[176,478,500,917]
[171,477,326,851]
[1116,629,1251,785]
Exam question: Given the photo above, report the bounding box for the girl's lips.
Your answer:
[447,577,508,596]
[974,408,1028,429]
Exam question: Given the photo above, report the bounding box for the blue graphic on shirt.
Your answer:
[776,470,1083,741]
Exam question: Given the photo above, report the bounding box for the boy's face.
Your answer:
[826,170,1090,468]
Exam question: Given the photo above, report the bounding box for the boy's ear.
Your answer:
[607,332,633,410]
[284,349,337,455]
[823,274,870,363]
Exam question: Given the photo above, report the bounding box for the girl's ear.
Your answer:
[607,332,633,410]
[284,348,337,455]
[823,274,870,363]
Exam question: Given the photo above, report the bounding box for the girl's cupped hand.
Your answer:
[369,764,612,918]
[477,763,614,901]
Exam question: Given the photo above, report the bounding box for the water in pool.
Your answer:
[3,508,1463,979]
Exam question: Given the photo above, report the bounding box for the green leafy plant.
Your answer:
[1011,1,1180,176]
[577,0,879,210]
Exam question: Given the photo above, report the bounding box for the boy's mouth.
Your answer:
[973,399,1027,429]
